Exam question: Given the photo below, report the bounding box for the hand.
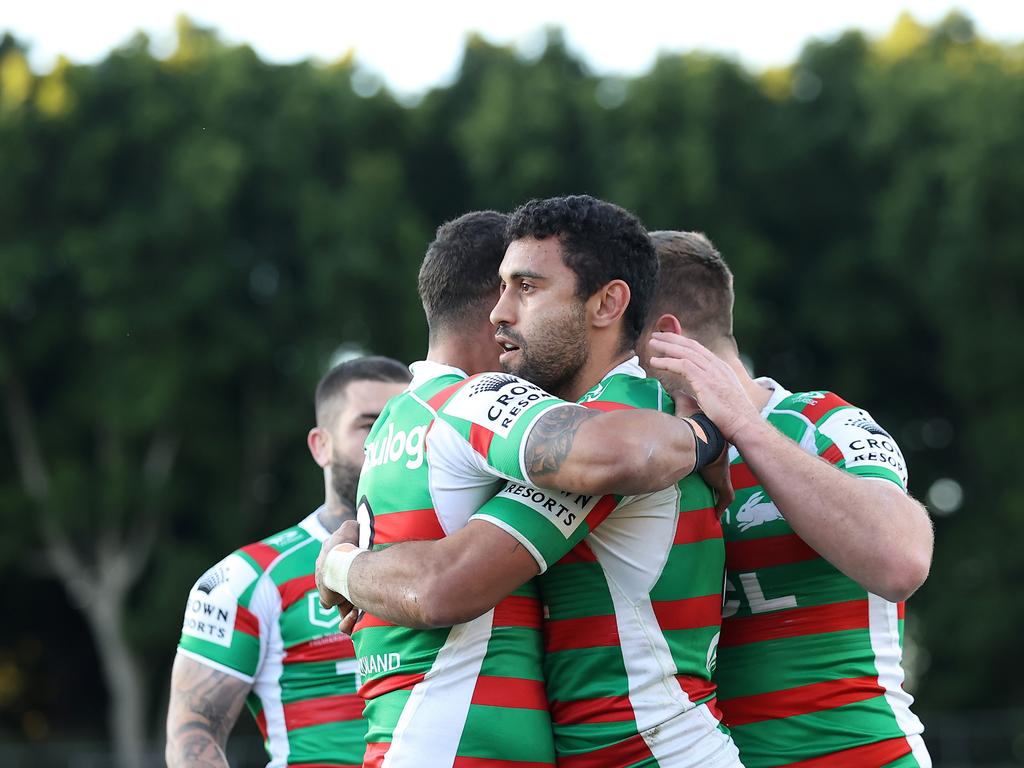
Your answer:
[699,447,735,515]
[314,520,360,618]
[648,332,761,443]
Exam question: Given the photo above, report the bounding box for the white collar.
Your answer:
[600,355,645,381]
[407,360,468,389]
[298,507,332,542]
[753,376,793,418]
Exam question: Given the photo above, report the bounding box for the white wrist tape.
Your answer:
[322,545,364,602]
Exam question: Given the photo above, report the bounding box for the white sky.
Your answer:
[5,1,1021,95]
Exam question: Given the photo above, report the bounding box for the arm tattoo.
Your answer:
[525,407,598,479]
[167,659,250,768]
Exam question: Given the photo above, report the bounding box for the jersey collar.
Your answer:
[299,507,332,542]
[408,360,468,389]
[599,355,645,381]
[753,376,793,418]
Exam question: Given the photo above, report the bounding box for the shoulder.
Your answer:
[580,374,666,412]
[190,524,311,599]
[435,372,569,436]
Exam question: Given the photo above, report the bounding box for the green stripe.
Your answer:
[545,646,629,702]
[649,538,725,602]
[353,624,451,684]
[285,719,366,764]
[362,688,410,745]
[458,705,556,762]
[542,562,613,620]
[479,626,545,680]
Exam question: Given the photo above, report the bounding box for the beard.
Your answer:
[499,302,589,397]
[330,454,362,507]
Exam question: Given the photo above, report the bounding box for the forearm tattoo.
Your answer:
[525,407,598,479]
[168,661,248,768]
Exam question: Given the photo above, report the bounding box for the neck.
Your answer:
[318,499,356,533]
[558,346,635,402]
[714,346,771,411]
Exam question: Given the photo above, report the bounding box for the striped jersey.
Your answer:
[176,509,364,767]
[471,357,742,768]
[352,360,581,768]
[715,379,930,768]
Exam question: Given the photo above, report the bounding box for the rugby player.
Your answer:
[319,197,743,767]
[165,357,410,768]
[642,231,933,767]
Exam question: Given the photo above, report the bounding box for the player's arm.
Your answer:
[166,654,249,768]
[522,404,725,497]
[649,332,933,601]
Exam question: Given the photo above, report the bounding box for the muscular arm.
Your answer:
[342,519,539,629]
[524,405,706,495]
[731,418,933,601]
[649,331,933,601]
[166,654,250,768]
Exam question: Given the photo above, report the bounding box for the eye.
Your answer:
[499,281,508,294]
[520,282,535,294]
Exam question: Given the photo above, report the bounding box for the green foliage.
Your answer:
[0,11,1020,740]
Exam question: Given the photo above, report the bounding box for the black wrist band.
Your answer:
[687,412,726,470]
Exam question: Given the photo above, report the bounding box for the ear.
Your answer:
[307,426,332,468]
[654,313,683,335]
[589,280,631,330]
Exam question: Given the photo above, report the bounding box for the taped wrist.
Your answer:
[322,545,364,602]
[682,412,726,470]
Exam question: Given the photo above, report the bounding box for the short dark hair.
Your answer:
[314,355,410,425]
[418,211,509,339]
[648,231,735,350]
[506,195,657,348]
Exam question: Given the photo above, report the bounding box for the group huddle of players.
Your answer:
[166,196,934,768]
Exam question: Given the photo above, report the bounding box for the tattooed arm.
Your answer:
[166,654,250,768]
[522,405,710,496]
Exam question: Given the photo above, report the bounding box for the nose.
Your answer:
[490,285,515,329]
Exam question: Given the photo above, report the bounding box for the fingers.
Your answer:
[339,609,358,635]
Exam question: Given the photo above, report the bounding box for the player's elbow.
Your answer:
[879,545,932,602]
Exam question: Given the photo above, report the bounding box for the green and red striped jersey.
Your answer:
[715,379,930,768]
[176,509,364,767]
[352,361,577,768]
[471,358,742,768]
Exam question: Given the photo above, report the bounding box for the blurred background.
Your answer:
[0,2,1022,766]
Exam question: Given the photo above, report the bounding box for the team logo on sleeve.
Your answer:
[181,553,258,648]
[443,374,556,438]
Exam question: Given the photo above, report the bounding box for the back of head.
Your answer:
[315,355,411,426]
[648,231,735,352]
[506,195,657,350]
[418,210,509,341]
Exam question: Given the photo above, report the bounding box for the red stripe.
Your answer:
[776,736,912,768]
[550,695,635,724]
[797,392,851,424]
[453,758,555,768]
[546,614,619,652]
[556,540,598,564]
[363,743,389,768]
[240,542,279,570]
[358,671,426,699]
[234,605,259,637]
[722,675,884,726]
[254,708,267,740]
[469,422,494,457]
[290,764,360,768]
[352,611,394,633]
[821,443,844,465]
[427,380,466,410]
[586,494,618,530]
[493,595,542,629]
[373,507,445,543]
[284,694,363,729]
[471,675,548,710]
[720,599,868,647]
[726,533,820,571]
[676,675,717,705]
[558,732,655,768]
[582,400,636,412]
[284,634,355,664]
[730,462,759,490]
[278,574,315,611]
[652,594,723,631]
[674,506,721,545]
[897,602,906,619]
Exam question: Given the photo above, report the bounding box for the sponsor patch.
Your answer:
[442,374,557,438]
[181,554,258,648]
[818,407,908,488]
[495,482,601,539]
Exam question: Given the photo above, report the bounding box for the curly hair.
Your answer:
[505,195,657,348]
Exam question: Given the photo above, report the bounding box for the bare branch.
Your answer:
[3,375,51,501]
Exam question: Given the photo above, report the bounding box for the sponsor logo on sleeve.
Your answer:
[443,374,557,438]
[181,554,258,648]
[818,408,908,486]
[494,483,601,538]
